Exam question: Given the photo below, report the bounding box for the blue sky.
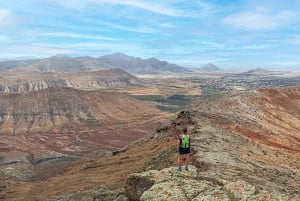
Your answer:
[1,0,300,70]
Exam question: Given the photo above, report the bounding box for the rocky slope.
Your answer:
[0,69,142,93]
[125,166,293,201]
[0,87,299,200]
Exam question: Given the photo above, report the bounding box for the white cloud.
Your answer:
[40,32,121,40]
[65,42,140,50]
[0,9,17,28]
[106,0,180,16]
[241,44,271,50]
[100,21,155,34]
[287,36,300,45]
[221,10,294,30]
[52,0,186,16]
[0,35,15,43]
[1,44,73,58]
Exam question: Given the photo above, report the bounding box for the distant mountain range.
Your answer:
[0,53,190,74]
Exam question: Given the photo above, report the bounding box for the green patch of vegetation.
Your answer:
[133,94,192,112]
[163,94,191,106]
[132,95,164,102]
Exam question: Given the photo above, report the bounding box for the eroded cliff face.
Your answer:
[0,69,142,93]
[0,86,159,135]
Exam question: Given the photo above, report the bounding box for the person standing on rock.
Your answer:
[177,127,190,172]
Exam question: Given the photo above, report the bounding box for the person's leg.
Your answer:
[177,153,183,171]
[185,154,190,170]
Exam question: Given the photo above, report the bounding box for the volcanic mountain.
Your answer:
[242,68,272,75]
[1,86,299,200]
[0,68,142,93]
[0,86,162,135]
[198,63,222,72]
[0,53,189,74]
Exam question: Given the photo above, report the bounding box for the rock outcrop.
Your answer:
[125,166,295,201]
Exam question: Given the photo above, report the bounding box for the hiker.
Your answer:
[177,127,190,172]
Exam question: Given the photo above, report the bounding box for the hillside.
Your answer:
[1,87,299,200]
[194,87,300,151]
[241,68,272,75]
[0,86,162,135]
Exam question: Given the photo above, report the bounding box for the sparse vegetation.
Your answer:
[224,189,237,201]
[201,86,223,96]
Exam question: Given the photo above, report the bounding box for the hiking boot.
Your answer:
[185,166,189,171]
[177,167,182,172]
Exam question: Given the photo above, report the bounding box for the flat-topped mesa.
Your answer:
[0,69,143,93]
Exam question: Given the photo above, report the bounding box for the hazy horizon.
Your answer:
[1,0,300,71]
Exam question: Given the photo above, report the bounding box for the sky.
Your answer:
[1,0,300,70]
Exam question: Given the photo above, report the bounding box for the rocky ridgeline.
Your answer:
[92,122,298,201]
[92,100,299,201]
[76,108,299,201]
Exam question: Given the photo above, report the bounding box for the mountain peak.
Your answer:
[198,63,221,72]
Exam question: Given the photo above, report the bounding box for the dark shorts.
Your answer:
[179,147,190,155]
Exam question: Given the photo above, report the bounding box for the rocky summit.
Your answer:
[125,166,293,201]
